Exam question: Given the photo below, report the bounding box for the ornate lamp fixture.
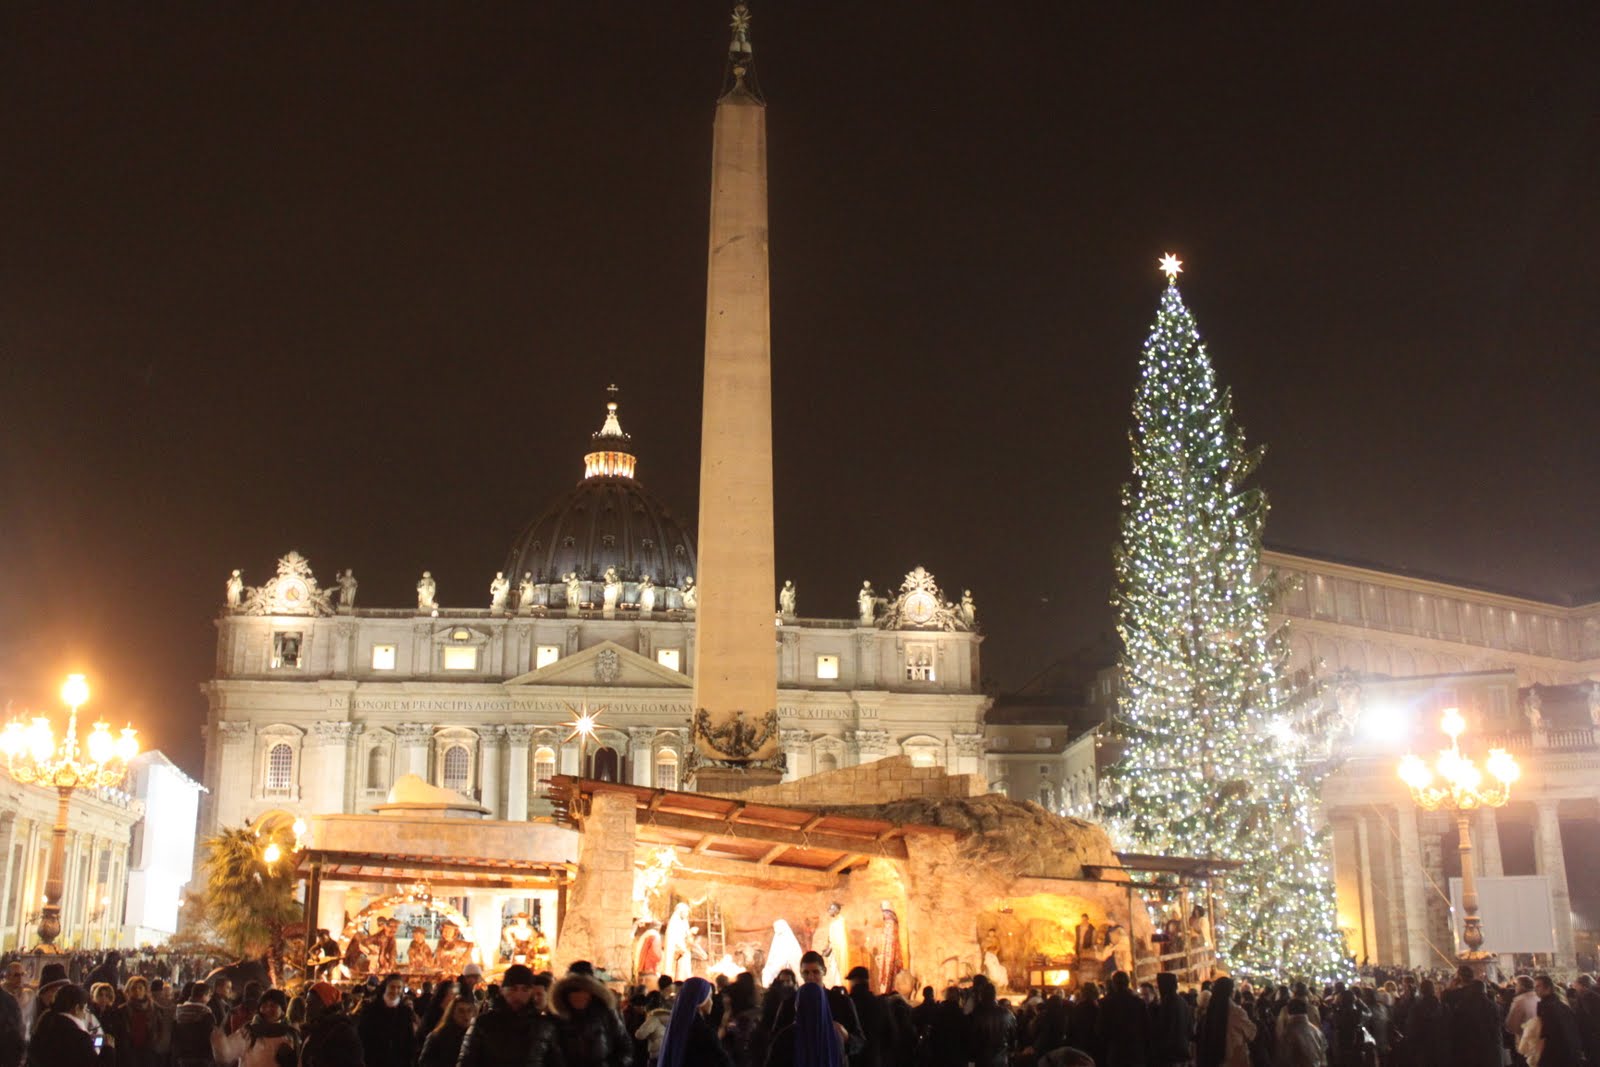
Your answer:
[1398,707,1518,965]
[0,675,139,947]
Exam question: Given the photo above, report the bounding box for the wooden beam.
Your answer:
[306,852,561,878]
[800,813,827,832]
[826,854,866,876]
[670,851,838,890]
[691,834,715,855]
[757,843,789,866]
[320,871,557,891]
[637,811,908,861]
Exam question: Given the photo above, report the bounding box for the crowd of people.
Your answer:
[1,947,1598,1067]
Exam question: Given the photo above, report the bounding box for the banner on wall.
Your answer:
[1447,875,1556,954]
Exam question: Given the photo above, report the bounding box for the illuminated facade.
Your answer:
[199,398,988,849]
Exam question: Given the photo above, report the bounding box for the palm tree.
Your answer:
[201,825,302,984]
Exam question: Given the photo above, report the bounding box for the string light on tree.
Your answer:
[1098,255,1350,981]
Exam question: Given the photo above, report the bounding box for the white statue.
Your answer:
[681,576,697,611]
[489,571,510,612]
[336,568,358,611]
[638,574,656,614]
[762,919,804,987]
[518,572,536,615]
[565,572,583,611]
[664,902,693,982]
[1589,682,1600,729]
[1525,688,1544,733]
[225,569,244,609]
[602,567,621,612]
[416,571,438,612]
[959,589,976,628]
[811,902,848,987]
[858,581,876,625]
[779,580,797,617]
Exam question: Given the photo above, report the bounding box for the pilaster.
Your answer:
[1534,800,1576,968]
[478,727,505,819]
[1395,805,1431,968]
[504,725,533,822]
[396,723,433,779]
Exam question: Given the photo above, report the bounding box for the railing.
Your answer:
[1481,727,1598,752]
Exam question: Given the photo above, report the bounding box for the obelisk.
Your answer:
[690,3,780,789]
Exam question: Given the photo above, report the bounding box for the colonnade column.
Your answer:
[1477,808,1505,877]
[504,726,533,822]
[1395,805,1431,968]
[396,724,433,779]
[628,728,655,787]
[1534,801,1576,967]
[478,727,504,819]
[1355,816,1380,963]
[304,723,357,814]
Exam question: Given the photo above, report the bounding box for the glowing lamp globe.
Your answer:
[61,674,90,709]
[1486,749,1520,785]
[27,719,54,764]
[1398,754,1433,791]
[115,726,139,763]
[262,842,281,865]
[87,722,115,765]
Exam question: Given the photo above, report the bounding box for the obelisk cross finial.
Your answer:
[729,4,753,58]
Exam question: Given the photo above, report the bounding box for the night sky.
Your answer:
[4,4,1597,776]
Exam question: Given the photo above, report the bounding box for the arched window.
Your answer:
[366,746,390,793]
[442,744,471,792]
[265,743,294,794]
[816,751,839,774]
[533,747,556,796]
[591,746,620,783]
[655,749,679,791]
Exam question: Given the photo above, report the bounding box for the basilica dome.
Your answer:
[503,393,697,604]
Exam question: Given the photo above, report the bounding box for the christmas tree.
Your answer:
[1099,255,1350,980]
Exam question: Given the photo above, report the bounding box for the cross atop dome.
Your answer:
[721,2,763,102]
[584,386,637,480]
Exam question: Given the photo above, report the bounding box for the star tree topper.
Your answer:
[1159,253,1183,281]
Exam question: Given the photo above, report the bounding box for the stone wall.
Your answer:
[555,791,637,974]
[721,755,985,807]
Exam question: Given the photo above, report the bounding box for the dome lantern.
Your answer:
[583,386,637,480]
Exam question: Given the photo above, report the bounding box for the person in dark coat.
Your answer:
[1098,971,1151,1067]
[1151,972,1193,1067]
[844,968,895,1067]
[301,982,365,1067]
[1534,974,1587,1067]
[1067,982,1103,1066]
[456,965,561,1067]
[356,975,416,1067]
[551,970,631,1067]
[417,993,475,1067]
[110,977,169,1067]
[26,984,99,1067]
[0,966,24,1067]
[776,954,863,1061]
[1401,979,1448,1067]
[965,978,1014,1067]
[1442,968,1502,1067]
[1573,975,1600,1067]
[924,987,967,1067]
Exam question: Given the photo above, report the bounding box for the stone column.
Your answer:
[0,812,17,942]
[214,721,255,832]
[628,728,655,787]
[1395,805,1432,968]
[504,726,533,821]
[1355,815,1380,963]
[303,723,357,814]
[1477,808,1505,877]
[1534,800,1576,967]
[396,724,433,779]
[852,729,889,765]
[478,727,504,819]
[951,733,986,778]
[779,729,811,781]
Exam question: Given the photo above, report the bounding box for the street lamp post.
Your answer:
[0,675,139,950]
[1398,707,1519,971]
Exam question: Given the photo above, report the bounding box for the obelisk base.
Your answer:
[693,766,784,795]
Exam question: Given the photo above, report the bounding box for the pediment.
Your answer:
[504,640,691,689]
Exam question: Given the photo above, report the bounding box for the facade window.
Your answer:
[591,746,621,783]
[366,746,390,792]
[904,643,935,682]
[816,752,839,774]
[441,744,471,792]
[656,648,681,671]
[535,645,561,669]
[265,743,294,794]
[816,654,840,680]
[1035,736,1051,749]
[371,644,397,670]
[533,747,557,796]
[443,646,479,671]
[655,749,680,791]
[271,632,303,670]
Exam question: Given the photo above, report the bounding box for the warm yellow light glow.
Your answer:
[1486,748,1520,784]
[0,722,25,760]
[262,842,282,865]
[87,722,115,764]
[61,674,90,710]
[1440,706,1465,740]
[292,817,308,840]
[28,719,54,764]
[1159,253,1184,280]
[115,726,139,763]
[1398,753,1433,790]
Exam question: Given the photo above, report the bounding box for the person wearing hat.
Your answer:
[301,982,362,1067]
[26,983,98,1067]
[458,964,561,1067]
[216,988,297,1067]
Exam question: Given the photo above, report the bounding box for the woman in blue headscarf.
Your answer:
[764,981,843,1067]
[656,976,733,1067]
